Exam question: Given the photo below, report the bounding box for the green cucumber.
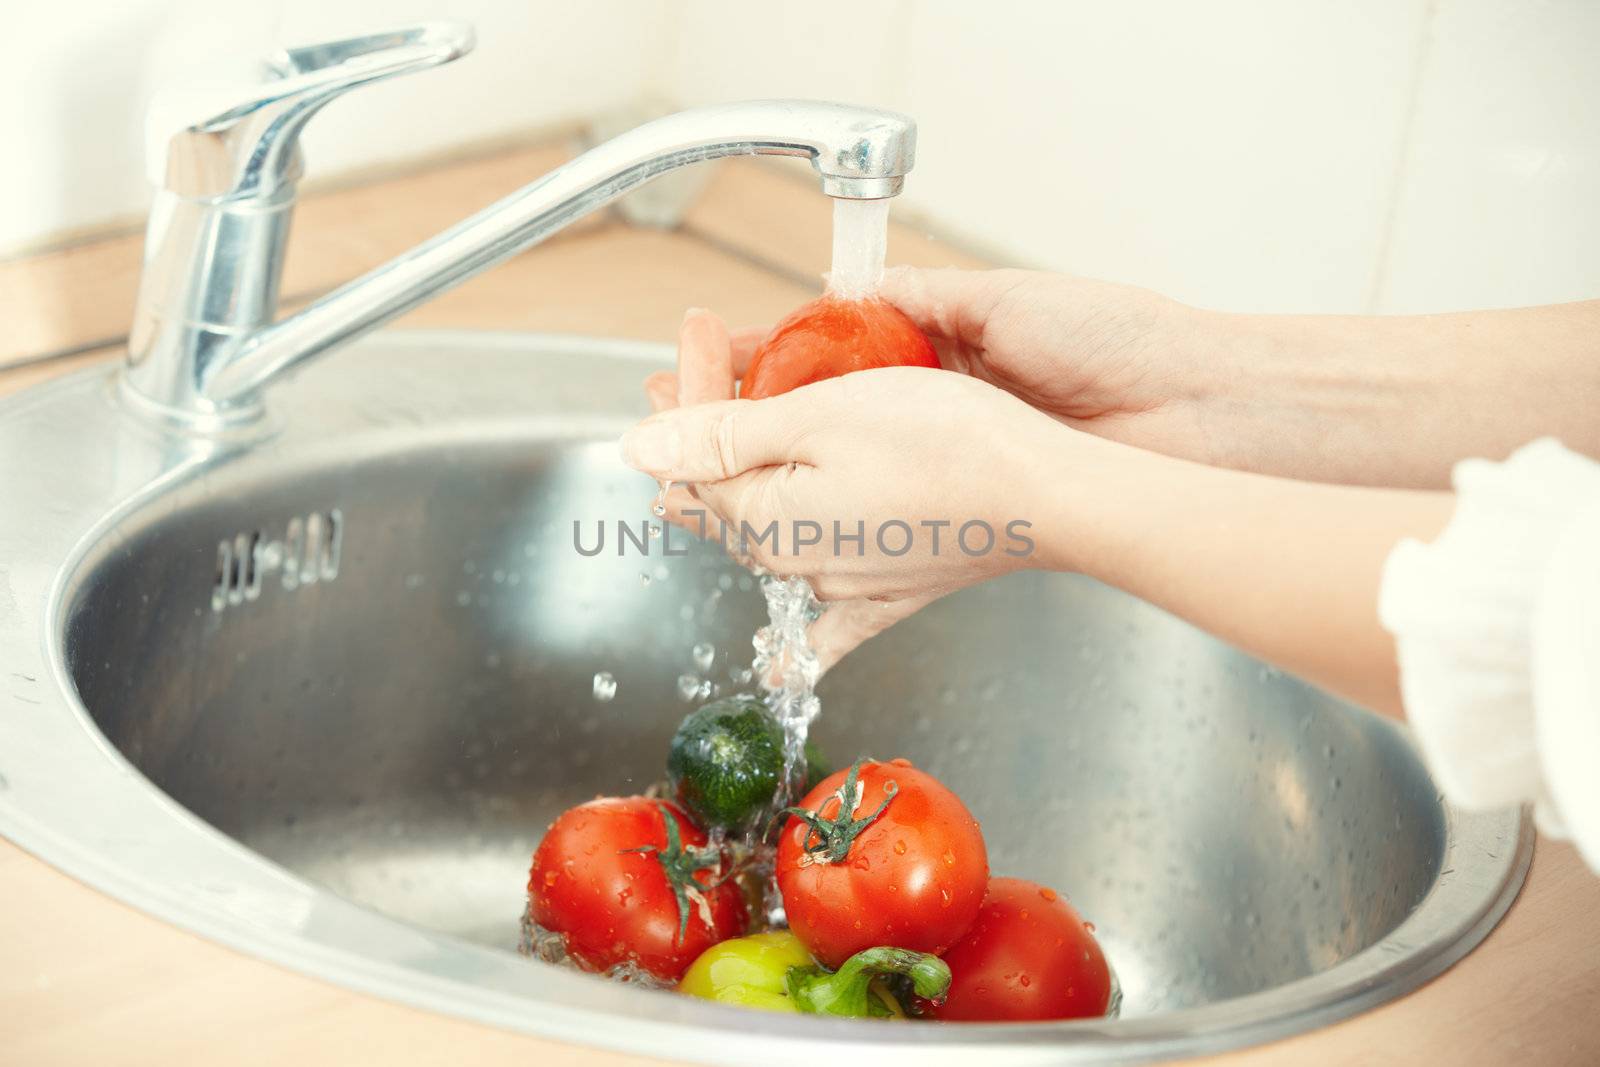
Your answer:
[667,696,829,835]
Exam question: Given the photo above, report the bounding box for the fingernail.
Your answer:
[682,306,707,324]
[619,421,682,472]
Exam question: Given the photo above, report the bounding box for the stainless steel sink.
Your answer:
[0,332,1529,1065]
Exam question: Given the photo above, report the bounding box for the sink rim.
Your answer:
[0,331,1532,1065]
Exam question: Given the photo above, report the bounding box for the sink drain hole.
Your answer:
[212,509,343,612]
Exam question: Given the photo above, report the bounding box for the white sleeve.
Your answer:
[1378,438,1600,869]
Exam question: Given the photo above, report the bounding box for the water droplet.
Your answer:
[1083,920,1096,933]
[893,840,907,855]
[692,642,715,673]
[676,674,708,702]
[647,523,662,540]
[454,591,472,606]
[592,672,618,702]
[940,888,953,908]
[543,870,559,887]
[1019,974,1031,987]
[728,665,753,687]
[942,849,956,867]
[1039,886,1058,902]
[639,572,652,586]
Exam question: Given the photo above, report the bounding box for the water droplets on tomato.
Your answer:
[1019,974,1032,988]
[939,887,953,908]
[893,839,907,855]
[888,757,913,768]
[1039,886,1058,902]
[941,849,955,867]
[1084,921,1096,933]
[543,870,559,887]
[1019,909,1031,921]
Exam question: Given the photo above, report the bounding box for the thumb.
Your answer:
[617,397,807,482]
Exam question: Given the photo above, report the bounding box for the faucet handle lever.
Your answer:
[146,22,474,200]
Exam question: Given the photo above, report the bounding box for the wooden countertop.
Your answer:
[3,143,1598,1067]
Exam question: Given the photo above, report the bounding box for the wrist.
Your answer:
[1024,422,1167,578]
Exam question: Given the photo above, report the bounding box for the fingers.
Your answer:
[618,396,807,482]
[644,370,679,413]
[678,309,735,405]
[877,266,1026,345]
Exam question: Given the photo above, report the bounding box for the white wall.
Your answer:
[8,1,1599,316]
[1,0,671,253]
[665,0,1600,315]
[1375,0,1600,312]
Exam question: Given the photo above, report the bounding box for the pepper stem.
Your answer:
[786,946,952,1017]
[619,802,726,945]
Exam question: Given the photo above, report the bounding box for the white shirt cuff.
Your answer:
[1379,438,1600,858]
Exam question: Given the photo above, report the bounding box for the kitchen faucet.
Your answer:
[126,22,916,426]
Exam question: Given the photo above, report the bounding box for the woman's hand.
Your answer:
[876,267,1191,428]
[628,364,1064,602]
[635,311,1069,664]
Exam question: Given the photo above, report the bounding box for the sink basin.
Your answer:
[0,332,1529,1064]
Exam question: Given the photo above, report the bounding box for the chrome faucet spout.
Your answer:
[125,24,916,425]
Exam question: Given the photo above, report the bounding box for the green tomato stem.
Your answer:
[618,802,726,945]
[779,758,897,865]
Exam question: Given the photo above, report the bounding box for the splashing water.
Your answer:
[740,200,886,807]
[826,198,891,299]
[752,575,823,804]
[519,903,671,989]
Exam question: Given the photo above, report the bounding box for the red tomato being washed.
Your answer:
[775,758,988,969]
[529,797,747,982]
[927,876,1113,1022]
[740,294,940,399]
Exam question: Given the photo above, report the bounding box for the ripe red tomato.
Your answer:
[740,294,940,399]
[529,797,746,982]
[776,758,987,969]
[928,876,1113,1021]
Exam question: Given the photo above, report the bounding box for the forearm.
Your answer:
[1170,300,1600,488]
[1041,433,1454,716]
